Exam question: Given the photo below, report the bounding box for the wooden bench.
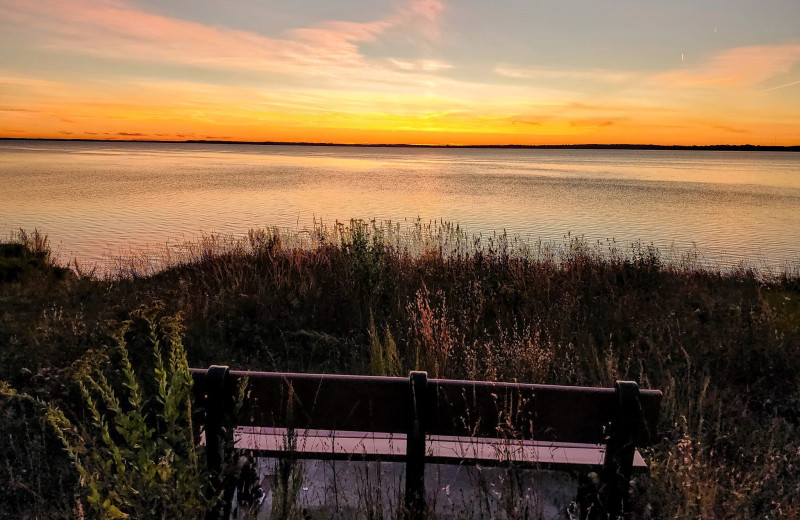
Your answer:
[191,366,661,519]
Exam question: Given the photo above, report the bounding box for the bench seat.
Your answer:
[232,426,648,473]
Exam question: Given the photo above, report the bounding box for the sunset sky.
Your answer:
[1,0,799,145]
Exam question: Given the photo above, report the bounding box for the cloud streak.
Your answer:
[495,64,635,83]
[761,79,800,92]
[388,58,453,72]
[497,44,800,93]
[0,0,447,87]
[654,44,800,88]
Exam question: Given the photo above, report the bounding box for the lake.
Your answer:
[1,140,799,271]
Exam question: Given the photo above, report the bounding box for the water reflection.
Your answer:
[1,141,798,270]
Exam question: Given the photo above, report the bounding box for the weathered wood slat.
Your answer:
[231,427,649,473]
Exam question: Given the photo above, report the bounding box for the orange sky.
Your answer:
[1,0,799,145]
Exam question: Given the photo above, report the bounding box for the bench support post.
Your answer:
[204,365,233,520]
[599,380,640,519]
[405,371,428,520]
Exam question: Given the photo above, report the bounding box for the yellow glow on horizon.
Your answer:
[2,71,797,146]
[0,0,798,147]
[4,102,798,147]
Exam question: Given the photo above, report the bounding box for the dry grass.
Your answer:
[1,221,799,518]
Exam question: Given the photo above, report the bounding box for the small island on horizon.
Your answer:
[2,137,799,152]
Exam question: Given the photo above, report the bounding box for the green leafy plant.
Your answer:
[369,312,401,377]
[46,310,209,519]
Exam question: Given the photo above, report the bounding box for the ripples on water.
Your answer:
[1,141,799,272]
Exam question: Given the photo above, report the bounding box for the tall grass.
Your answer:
[1,221,798,518]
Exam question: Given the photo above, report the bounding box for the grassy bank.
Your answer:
[1,222,799,518]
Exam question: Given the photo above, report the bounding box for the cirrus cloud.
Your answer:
[654,44,800,88]
[0,0,447,86]
[494,63,636,83]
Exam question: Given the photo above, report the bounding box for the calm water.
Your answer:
[2,140,799,270]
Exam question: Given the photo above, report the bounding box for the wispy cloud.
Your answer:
[495,63,636,83]
[497,45,800,95]
[654,44,800,88]
[713,125,748,134]
[761,79,800,92]
[0,73,65,90]
[0,0,447,87]
[0,107,40,113]
[388,58,453,72]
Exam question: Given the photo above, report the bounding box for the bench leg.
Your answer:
[405,371,428,520]
[597,380,640,519]
[203,365,235,520]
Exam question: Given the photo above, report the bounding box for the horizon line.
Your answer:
[1,137,799,151]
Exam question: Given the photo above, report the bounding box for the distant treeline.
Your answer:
[2,137,799,152]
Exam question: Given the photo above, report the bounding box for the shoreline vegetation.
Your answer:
[1,221,799,518]
[2,137,800,151]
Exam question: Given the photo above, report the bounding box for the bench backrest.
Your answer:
[190,368,661,447]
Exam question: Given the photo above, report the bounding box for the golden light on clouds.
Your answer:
[1,0,798,145]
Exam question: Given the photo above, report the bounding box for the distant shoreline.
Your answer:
[1,137,798,152]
